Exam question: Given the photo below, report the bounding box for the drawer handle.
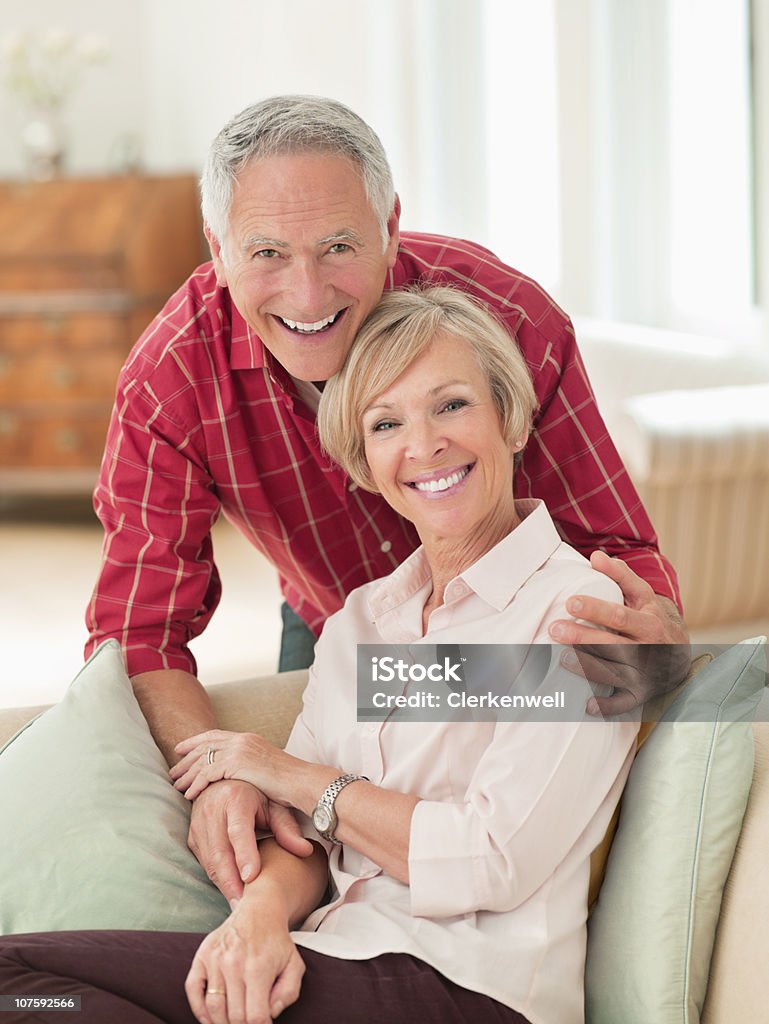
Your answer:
[0,413,18,436]
[44,315,66,336]
[54,428,81,452]
[51,365,77,388]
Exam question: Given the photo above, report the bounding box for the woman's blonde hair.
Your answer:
[318,285,538,492]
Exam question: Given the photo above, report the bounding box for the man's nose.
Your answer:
[285,258,332,314]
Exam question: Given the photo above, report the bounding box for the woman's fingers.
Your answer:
[267,946,306,1018]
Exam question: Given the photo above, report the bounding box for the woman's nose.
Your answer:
[405,421,447,461]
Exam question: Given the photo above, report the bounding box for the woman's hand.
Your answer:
[185,896,304,1024]
[171,730,303,804]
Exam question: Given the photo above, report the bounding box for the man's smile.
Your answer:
[275,309,347,335]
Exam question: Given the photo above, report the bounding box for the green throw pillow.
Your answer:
[585,637,767,1024]
[0,640,229,934]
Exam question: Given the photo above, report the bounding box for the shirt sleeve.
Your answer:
[407,711,638,919]
[519,317,681,608]
[85,366,221,678]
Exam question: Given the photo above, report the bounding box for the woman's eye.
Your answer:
[371,420,397,433]
[441,399,468,413]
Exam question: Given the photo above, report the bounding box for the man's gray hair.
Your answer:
[201,95,395,252]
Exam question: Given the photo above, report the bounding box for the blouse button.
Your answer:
[380,540,392,553]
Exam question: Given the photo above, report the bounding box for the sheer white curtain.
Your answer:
[138,0,762,343]
[554,0,758,343]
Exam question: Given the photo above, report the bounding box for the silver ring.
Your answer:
[207,748,216,765]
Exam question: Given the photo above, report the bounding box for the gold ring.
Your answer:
[207,987,226,996]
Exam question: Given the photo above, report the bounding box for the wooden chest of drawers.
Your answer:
[0,175,204,494]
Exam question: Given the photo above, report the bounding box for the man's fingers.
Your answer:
[587,689,643,717]
[189,791,251,903]
[550,616,633,647]
[564,647,637,690]
[269,803,314,858]
[227,813,262,885]
[589,550,655,609]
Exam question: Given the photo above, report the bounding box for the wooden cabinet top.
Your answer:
[0,174,204,296]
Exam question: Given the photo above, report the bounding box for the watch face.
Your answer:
[313,805,333,833]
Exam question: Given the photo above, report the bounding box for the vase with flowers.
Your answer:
[1,28,109,181]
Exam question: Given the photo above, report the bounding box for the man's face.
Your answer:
[208,151,400,383]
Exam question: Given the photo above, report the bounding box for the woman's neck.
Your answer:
[420,501,521,632]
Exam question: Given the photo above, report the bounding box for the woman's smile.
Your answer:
[403,462,476,499]
[362,331,519,555]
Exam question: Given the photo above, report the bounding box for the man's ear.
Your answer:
[384,195,402,268]
[204,225,229,287]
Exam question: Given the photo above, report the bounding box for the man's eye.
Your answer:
[254,249,280,259]
[329,243,351,254]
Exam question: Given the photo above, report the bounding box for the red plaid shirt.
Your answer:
[86,233,680,676]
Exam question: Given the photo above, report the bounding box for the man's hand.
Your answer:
[188,781,313,905]
[548,551,692,715]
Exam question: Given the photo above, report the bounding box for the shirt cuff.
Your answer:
[408,799,499,918]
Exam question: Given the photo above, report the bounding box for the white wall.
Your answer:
[0,0,147,179]
[0,0,492,243]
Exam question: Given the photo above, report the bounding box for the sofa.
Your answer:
[1,645,767,1024]
[576,317,769,638]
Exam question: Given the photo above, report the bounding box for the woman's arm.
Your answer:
[172,732,420,882]
[186,838,328,1024]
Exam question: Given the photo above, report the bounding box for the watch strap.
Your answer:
[314,772,368,843]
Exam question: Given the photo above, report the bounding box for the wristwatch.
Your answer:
[312,773,368,844]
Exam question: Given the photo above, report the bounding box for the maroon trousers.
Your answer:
[0,931,532,1024]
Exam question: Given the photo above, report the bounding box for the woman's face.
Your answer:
[361,332,518,545]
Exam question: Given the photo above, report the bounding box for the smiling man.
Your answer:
[86,95,689,903]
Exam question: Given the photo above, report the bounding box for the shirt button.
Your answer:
[348,481,358,492]
[380,540,392,553]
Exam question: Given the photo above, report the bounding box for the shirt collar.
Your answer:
[228,301,266,370]
[460,499,562,609]
[228,300,300,397]
[367,499,562,630]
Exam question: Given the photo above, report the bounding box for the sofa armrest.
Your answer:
[0,670,309,753]
[614,383,769,628]
[619,383,769,484]
[206,670,308,747]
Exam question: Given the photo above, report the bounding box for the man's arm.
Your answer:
[132,669,311,904]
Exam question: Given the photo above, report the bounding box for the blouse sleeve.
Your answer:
[407,669,638,918]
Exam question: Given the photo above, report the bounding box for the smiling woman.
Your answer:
[319,285,539,631]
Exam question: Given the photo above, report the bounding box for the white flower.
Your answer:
[1,28,110,108]
[0,32,28,61]
[77,33,109,63]
[40,28,74,57]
